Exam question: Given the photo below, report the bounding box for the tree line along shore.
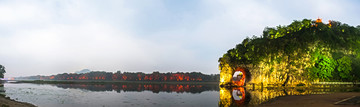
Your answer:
[15,71,220,82]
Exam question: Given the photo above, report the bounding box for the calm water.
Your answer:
[4,83,220,107]
[2,82,359,107]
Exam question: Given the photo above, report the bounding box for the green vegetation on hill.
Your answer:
[219,19,360,86]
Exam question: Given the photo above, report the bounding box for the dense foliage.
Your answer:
[0,65,5,78]
[54,83,219,93]
[15,71,220,82]
[219,19,360,86]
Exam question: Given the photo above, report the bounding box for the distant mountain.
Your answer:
[75,69,91,74]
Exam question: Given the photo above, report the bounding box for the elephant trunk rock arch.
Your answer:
[220,66,251,87]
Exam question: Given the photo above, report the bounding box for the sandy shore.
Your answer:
[0,96,36,107]
[260,92,360,107]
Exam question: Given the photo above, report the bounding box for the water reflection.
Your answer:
[219,87,314,107]
[0,81,5,97]
[5,83,220,107]
[5,82,360,107]
[219,87,360,107]
[219,87,250,107]
[51,83,219,93]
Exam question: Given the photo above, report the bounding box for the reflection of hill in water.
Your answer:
[219,87,360,107]
[53,83,219,93]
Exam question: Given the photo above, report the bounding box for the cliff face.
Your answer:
[219,19,360,87]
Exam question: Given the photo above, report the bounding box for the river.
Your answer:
[4,82,219,107]
[2,82,359,107]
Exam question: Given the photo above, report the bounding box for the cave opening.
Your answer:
[232,67,249,86]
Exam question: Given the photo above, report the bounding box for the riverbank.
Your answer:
[260,92,360,107]
[0,96,36,107]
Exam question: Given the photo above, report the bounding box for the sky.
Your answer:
[0,0,360,77]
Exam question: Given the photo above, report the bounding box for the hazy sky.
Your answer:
[1,0,359,77]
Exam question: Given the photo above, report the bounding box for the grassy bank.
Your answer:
[0,95,36,107]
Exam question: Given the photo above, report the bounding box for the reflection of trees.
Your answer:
[0,65,5,97]
[0,82,5,97]
[219,87,347,107]
[17,71,220,82]
[53,83,219,94]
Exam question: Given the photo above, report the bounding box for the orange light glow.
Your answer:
[315,17,322,23]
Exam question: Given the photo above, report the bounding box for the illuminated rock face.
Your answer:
[219,65,250,87]
[219,52,312,87]
[219,63,233,86]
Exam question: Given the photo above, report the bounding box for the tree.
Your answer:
[351,57,360,82]
[0,65,5,78]
[310,54,336,81]
[336,56,352,81]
